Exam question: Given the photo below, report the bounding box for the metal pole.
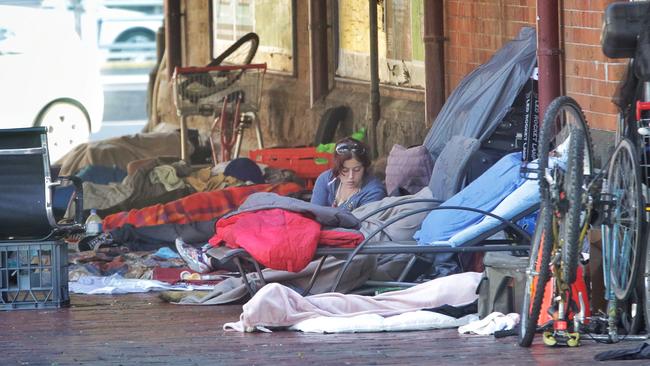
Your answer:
[423,0,445,126]
[369,0,380,158]
[536,0,561,120]
[165,0,182,79]
[309,0,329,105]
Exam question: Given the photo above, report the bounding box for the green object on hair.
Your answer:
[351,127,366,141]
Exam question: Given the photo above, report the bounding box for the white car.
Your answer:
[0,5,104,163]
[96,3,163,62]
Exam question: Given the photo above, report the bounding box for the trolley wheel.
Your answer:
[605,139,644,301]
[560,127,586,285]
[518,205,553,347]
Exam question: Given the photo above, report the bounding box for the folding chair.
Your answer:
[0,127,83,309]
[0,127,84,240]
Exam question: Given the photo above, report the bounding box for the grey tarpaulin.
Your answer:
[423,27,537,161]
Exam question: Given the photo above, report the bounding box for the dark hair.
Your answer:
[332,137,371,177]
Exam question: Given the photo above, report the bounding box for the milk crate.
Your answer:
[0,240,69,310]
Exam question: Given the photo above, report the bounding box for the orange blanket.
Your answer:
[103,183,302,230]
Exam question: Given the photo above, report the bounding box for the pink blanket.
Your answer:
[224,271,482,331]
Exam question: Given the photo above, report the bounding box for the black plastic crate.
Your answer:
[0,240,69,310]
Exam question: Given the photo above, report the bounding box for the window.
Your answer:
[211,0,294,73]
[337,0,425,88]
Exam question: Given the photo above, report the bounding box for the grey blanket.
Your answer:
[224,192,361,229]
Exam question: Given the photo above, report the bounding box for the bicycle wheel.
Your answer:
[605,138,643,301]
[209,32,259,67]
[620,279,645,334]
[518,205,553,347]
[642,231,650,332]
[559,127,586,285]
[538,96,594,201]
[181,33,260,102]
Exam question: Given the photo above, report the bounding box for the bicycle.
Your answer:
[517,76,650,349]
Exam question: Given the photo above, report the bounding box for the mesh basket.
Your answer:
[173,63,266,117]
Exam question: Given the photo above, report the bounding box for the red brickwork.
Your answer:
[445,0,621,131]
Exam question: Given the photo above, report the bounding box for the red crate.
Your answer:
[249,147,333,189]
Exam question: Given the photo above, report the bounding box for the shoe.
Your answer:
[78,232,114,252]
[175,238,213,273]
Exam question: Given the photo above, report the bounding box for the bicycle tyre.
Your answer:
[209,32,259,67]
[518,205,553,347]
[620,278,645,334]
[560,127,585,284]
[314,106,351,145]
[180,33,260,102]
[606,138,644,301]
[642,230,650,333]
[538,96,594,202]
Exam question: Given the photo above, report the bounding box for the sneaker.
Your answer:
[78,232,114,252]
[175,238,213,273]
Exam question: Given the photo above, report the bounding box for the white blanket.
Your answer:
[289,312,478,333]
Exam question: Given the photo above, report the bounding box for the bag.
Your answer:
[477,251,528,319]
[602,1,650,59]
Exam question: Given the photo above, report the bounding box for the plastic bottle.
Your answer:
[85,209,103,236]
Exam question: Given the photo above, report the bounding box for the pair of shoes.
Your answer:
[78,232,114,252]
[175,238,213,274]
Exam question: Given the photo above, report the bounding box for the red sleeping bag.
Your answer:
[208,208,364,272]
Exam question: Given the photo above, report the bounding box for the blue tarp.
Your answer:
[423,27,537,162]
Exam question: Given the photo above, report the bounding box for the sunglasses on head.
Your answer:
[335,142,366,155]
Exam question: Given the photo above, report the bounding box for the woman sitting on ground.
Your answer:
[310,137,386,210]
[175,137,386,273]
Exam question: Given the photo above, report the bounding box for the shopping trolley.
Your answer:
[172,62,266,164]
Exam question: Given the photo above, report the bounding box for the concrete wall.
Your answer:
[151,0,620,164]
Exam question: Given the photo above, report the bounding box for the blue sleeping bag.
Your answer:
[414,152,525,245]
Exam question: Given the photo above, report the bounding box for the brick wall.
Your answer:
[445,0,621,132]
[563,0,621,131]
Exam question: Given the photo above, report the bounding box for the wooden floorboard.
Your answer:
[0,293,644,365]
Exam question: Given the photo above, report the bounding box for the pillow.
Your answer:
[384,144,433,196]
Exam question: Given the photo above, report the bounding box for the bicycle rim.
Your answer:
[538,96,593,201]
[560,127,585,284]
[519,205,553,347]
[606,138,643,300]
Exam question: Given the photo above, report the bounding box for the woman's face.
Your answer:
[339,158,365,188]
